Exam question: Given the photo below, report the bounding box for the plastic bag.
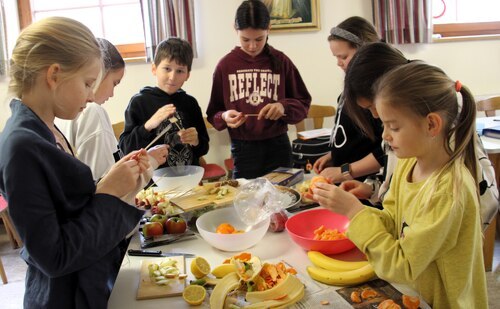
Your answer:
[233,178,292,226]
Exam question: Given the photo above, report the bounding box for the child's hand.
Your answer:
[178,127,199,146]
[312,182,365,219]
[313,153,332,174]
[222,110,246,128]
[258,103,285,120]
[339,180,373,200]
[129,149,150,173]
[145,104,176,131]
[96,151,144,197]
[148,144,169,165]
[319,166,344,184]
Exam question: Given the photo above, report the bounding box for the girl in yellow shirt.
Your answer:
[312,62,488,308]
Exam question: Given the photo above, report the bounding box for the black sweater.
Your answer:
[120,87,209,167]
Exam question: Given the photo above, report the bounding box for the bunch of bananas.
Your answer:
[306,251,376,286]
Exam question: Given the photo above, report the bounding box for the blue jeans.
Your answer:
[231,134,292,179]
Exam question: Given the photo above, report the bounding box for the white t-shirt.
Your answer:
[57,103,119,181]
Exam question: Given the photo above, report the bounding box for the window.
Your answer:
[433,0,500,38]
[17,0,145,58]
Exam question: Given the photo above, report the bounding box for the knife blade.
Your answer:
[127,249,195,258]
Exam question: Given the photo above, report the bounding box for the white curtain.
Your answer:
[140,0,197,62]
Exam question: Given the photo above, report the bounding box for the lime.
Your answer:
[182,284,206,306]
[190,257,211,279]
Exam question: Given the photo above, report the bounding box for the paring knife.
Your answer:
[128,249,195,258]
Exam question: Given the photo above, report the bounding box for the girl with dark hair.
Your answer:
[312,16,385,184]
[340,43,498,236]
[206,0,311,179]
[312,62,488,308]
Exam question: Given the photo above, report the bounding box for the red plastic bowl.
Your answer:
[285,208,356,255]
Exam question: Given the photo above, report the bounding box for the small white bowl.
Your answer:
[152,165,204,192]
[196,207,270,251]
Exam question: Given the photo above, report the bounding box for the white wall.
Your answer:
[1,0,500,166]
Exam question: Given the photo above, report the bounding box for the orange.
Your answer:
[216,223,236,234]
[309,176,329,193]
[402,295,420,309]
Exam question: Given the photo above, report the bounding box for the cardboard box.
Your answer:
[262,167,304,187]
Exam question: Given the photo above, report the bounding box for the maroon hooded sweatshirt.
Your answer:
[206,46,311,141]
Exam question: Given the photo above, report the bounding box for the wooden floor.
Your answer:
[0,225,499,308]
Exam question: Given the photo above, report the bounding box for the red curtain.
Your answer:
[140,0,197,62]
[373,0,433,44]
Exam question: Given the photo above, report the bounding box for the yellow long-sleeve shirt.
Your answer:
[348,158,488,308]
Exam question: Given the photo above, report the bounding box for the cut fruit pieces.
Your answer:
[191,257,211,279]
[182,284,206,306]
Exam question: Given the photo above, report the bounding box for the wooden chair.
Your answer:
[0,195,23,284]
[294,104,336,136]
[476,96,500,117]
[112,121,125,141]
[0,256,6,284]
[475,98,500,271]
[0,196,22,250]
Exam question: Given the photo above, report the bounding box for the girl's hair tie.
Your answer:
[455,80,462,92]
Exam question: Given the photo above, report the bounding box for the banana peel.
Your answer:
[243,286,305,308]
[245,273,304,304]
[233,256,263,282]
[209,269,305,309]
[209,272,241,309]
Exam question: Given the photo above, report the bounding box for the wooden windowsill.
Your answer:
[433,34,500,43]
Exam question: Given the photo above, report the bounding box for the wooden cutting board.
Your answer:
[136,256,186,300]
[170,184,239,212]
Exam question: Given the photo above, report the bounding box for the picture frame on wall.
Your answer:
[264,0,320,32]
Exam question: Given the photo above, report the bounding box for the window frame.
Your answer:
[434,22,500,38]
[16,0,145,59]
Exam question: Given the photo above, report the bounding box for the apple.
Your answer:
[165,216,187,234]
[269,210,288,233]
[142,221,163,237]
[150,214,168,226]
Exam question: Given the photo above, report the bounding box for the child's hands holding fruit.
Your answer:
[178,127,199,146]
[144,104,176,131]
[311,178,365,220]
[339,180,373,200]
[147,144,169,166]
[97,149,149,197]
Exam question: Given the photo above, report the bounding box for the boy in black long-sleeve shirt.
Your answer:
[120,38,209,168]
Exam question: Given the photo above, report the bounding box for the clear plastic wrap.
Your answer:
[233,178,292,226]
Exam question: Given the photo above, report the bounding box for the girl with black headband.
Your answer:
[313,16,385,185]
